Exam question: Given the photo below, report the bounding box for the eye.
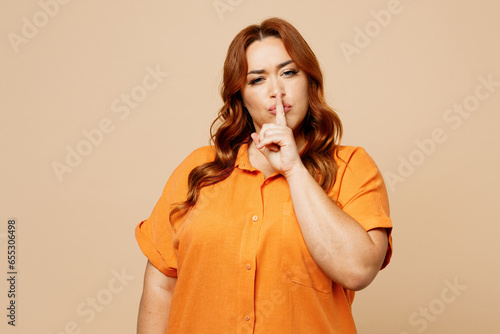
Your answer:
[283,69,299,77]
[249,77,264,85]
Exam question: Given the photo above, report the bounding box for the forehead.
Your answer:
[245,37,292,69]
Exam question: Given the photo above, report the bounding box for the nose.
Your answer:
[268,76,286,98]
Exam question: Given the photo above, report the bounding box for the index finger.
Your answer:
[275,93,287,126]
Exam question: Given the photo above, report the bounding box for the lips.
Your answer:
[269,102,292,114]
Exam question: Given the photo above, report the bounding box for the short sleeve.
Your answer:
[135,146,215,277]
[333,147,393,269]
[135,175,180,277]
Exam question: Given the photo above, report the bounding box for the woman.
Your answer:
[136,17,393,333]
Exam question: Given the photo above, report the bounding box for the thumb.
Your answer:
[251,132,260,145]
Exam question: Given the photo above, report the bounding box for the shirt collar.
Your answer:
[235,141,257,172]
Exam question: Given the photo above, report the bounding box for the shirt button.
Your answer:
[264,180,270,185]
[245,263,251,270]
[244,315,250,321]
[252,215,258,222]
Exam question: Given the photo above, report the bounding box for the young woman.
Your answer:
[136,17,393,333]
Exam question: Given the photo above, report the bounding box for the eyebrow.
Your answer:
[247,60,295,75]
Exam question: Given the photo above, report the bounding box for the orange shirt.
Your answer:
[135,143,393,333]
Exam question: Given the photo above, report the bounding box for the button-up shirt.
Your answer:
[135,142,393,333]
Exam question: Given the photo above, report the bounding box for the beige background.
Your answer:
[1,0,499,333]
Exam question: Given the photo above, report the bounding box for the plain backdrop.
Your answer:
[1,0,499,333]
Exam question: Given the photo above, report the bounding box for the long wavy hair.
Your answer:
[170,17,343,220]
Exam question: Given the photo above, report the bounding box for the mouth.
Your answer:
[269,103,292,114]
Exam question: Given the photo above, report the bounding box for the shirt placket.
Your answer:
[236,177,265,334]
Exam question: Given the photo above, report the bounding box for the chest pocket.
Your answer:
[281,202,333,293]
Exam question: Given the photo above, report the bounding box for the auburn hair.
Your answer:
[170,17,343,220]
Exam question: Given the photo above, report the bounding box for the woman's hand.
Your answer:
[250,93,304,178]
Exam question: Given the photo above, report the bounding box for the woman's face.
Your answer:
[240,37,309,137]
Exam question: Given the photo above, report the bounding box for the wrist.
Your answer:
[283,161,309,182]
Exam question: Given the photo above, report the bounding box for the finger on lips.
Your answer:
[252,93,286,153]
[275,93,287,126]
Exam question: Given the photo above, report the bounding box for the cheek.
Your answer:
[291,82,309,108]
[288,76,307,96]
[241,90,254,108]
[299,79,309,99]
[243,90,265,109]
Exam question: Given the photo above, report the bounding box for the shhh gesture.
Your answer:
[250,93,304,178]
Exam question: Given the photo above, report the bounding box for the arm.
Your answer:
[137,260,177,333]
[285,164,388,291]
[252,93,388,291]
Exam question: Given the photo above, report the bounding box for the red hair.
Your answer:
[170,17,343,220]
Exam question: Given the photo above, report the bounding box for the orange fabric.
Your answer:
[135,143,393,333]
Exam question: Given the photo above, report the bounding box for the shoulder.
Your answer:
[181,145,216,167]
[334,145,380,173]
[331,145,385,195]
[331,145,390,215]
[175,145,215,170]
[162,145,216,196]
[164,145,215,179]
